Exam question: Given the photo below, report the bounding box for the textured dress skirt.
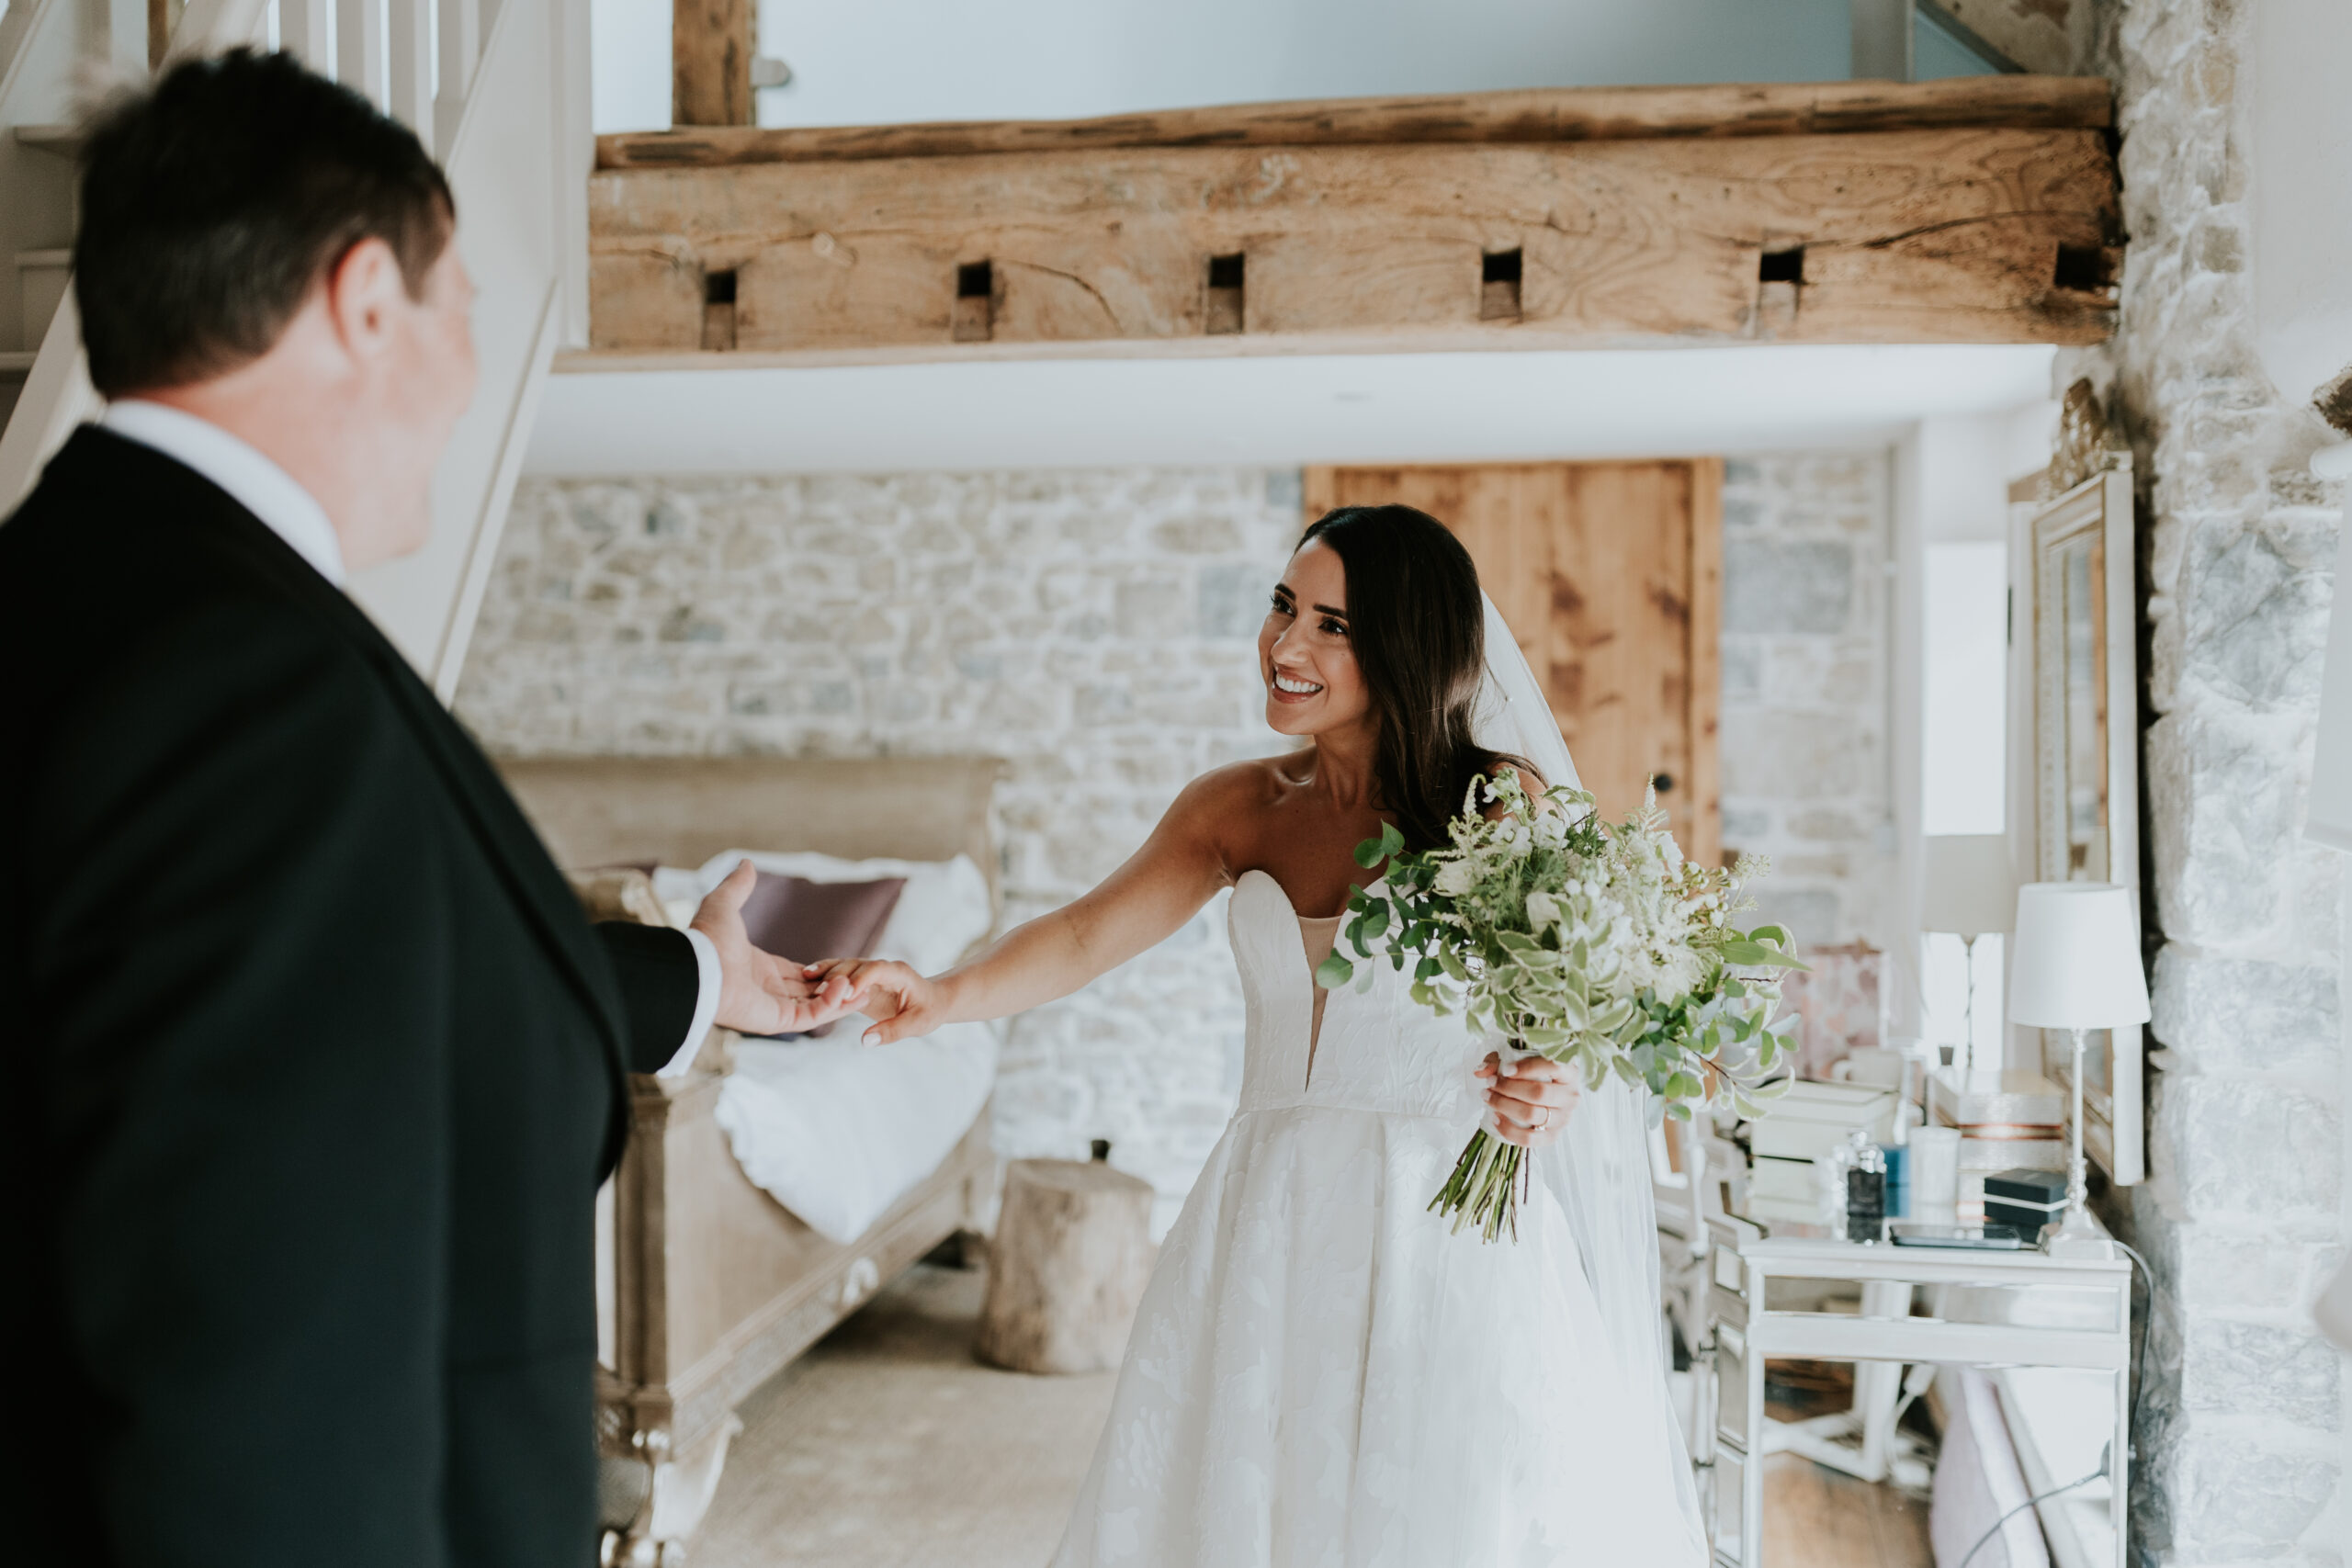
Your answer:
[1051,871,1706,1568]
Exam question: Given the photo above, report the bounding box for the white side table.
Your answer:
[1705,1224,2132,1568]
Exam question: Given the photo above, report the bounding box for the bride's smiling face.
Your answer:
[1259,539,1374,739]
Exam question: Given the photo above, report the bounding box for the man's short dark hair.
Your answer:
[74,50,455,398]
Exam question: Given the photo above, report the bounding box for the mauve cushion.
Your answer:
[736,874,906,1038]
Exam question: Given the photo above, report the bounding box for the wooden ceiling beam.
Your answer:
[600,76,2110,170]
[587,121,2120,358]
[673,0,752,127]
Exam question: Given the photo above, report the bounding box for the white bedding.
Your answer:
[652,848,1001,1244]
[714,1020,1000,1244]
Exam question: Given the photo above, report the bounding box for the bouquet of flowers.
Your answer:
[1317,772,1803,1242]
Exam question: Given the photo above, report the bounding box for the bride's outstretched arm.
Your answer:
[806,766,1249,1043]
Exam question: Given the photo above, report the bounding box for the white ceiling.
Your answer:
[525,344,2058,477]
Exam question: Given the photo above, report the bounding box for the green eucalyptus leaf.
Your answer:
[1315,953,1355,989]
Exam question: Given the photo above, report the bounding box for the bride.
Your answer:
[812,504,1705,1566]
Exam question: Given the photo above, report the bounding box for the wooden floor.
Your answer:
[1760,1451,1933,1566]
[696,1262,1932,1568]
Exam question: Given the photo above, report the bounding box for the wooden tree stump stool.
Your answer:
[977,1156,1154,1374]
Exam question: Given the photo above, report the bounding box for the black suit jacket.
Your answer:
[1,428,701,1567]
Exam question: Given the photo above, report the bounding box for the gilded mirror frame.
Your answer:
[2029,457,2143,1185]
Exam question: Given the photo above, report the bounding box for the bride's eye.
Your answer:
[1270,593,1294,616]
[1320,616,1349,637]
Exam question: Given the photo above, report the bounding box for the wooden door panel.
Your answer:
[1303,460,1721,865]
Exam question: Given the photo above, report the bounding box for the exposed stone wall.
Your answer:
[1718,453,1894,953]
[458,458,1892,1225]
[2070,0,2347,1557]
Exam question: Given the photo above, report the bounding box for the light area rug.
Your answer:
[693,1262,1116,1568]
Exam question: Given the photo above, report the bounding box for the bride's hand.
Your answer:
[1476,1053,1580,1148]
[800,957,946,1044]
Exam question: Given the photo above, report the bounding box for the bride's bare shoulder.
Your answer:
[1170,754,1299,819]
[1141,757,1296,881]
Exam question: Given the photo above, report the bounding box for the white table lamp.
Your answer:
[1922,835,2017,1076]
[2007,882,2150,1258]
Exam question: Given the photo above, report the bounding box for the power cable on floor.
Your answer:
[1954,1444,2109,1568]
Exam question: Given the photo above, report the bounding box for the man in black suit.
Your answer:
[0,51,853,1565]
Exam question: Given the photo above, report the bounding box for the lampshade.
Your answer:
[2007,882,2152,1030]
[1921,835,2018,939]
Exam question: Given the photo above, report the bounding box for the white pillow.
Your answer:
[688,849,995,974]
[714,1021,1000,1243]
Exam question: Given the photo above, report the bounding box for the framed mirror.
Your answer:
[2028,458,2143,1185]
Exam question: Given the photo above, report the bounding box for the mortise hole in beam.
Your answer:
[1205,253,1244,335]
[1758,246,1804,285]
[953,260,993,343]
[2052,243,2119,297]
[1480,247,1522,321]
[701,268,738,351]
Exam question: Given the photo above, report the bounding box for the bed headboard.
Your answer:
[497,755,1007,908]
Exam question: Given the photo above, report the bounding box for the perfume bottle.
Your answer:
[1844,1128,1887,1243]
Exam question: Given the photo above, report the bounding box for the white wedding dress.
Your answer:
[1049,870,1708,1567]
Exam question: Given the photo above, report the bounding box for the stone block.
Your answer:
[1722,642,1762,697]
[2170,1427,2339,1553]
[2166,1076,2343,1224]
[1073,685,1133,725]
[2150,950,2338,1075]
[1723,540,1854,634]
[2146,709,2310,947]
[2175,1233,2326,1313]
[2182,1317,2342,1428]
[1722,807,1771,841]
[1151,514,1242,554]
[2177,517,2334,712]
[1113,575,1190,638]
[1721,710,1861,795]
[1754,889,1839,949]
[1198,561,1273,639]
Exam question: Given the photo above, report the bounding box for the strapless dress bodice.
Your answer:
[1227,868,1485,1124]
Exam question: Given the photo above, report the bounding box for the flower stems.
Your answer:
[1428,1129,1522,1244]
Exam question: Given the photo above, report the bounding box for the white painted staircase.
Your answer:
[0,0,590,697]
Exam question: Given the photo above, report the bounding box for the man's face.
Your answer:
[376,236,478,558]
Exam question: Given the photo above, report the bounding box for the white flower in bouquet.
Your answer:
[1317,772,1804,1243]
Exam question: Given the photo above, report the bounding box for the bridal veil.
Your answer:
[1470,592,1709,1549]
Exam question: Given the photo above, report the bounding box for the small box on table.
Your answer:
[1983,1168,2070,1235]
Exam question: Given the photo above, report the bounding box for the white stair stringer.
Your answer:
[346,0,583,698]
[0,0,585,703]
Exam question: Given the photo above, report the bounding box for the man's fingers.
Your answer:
[708,858,758,913]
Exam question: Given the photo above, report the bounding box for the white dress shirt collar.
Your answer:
[100,400,347,587]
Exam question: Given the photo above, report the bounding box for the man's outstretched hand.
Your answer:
[689,860,860,1035]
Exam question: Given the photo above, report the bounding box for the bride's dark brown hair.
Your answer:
[1297,504,1532,852]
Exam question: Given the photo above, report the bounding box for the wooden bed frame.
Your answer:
[498,755,1005,1566]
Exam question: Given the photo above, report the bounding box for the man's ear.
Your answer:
[320,237,407,361]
